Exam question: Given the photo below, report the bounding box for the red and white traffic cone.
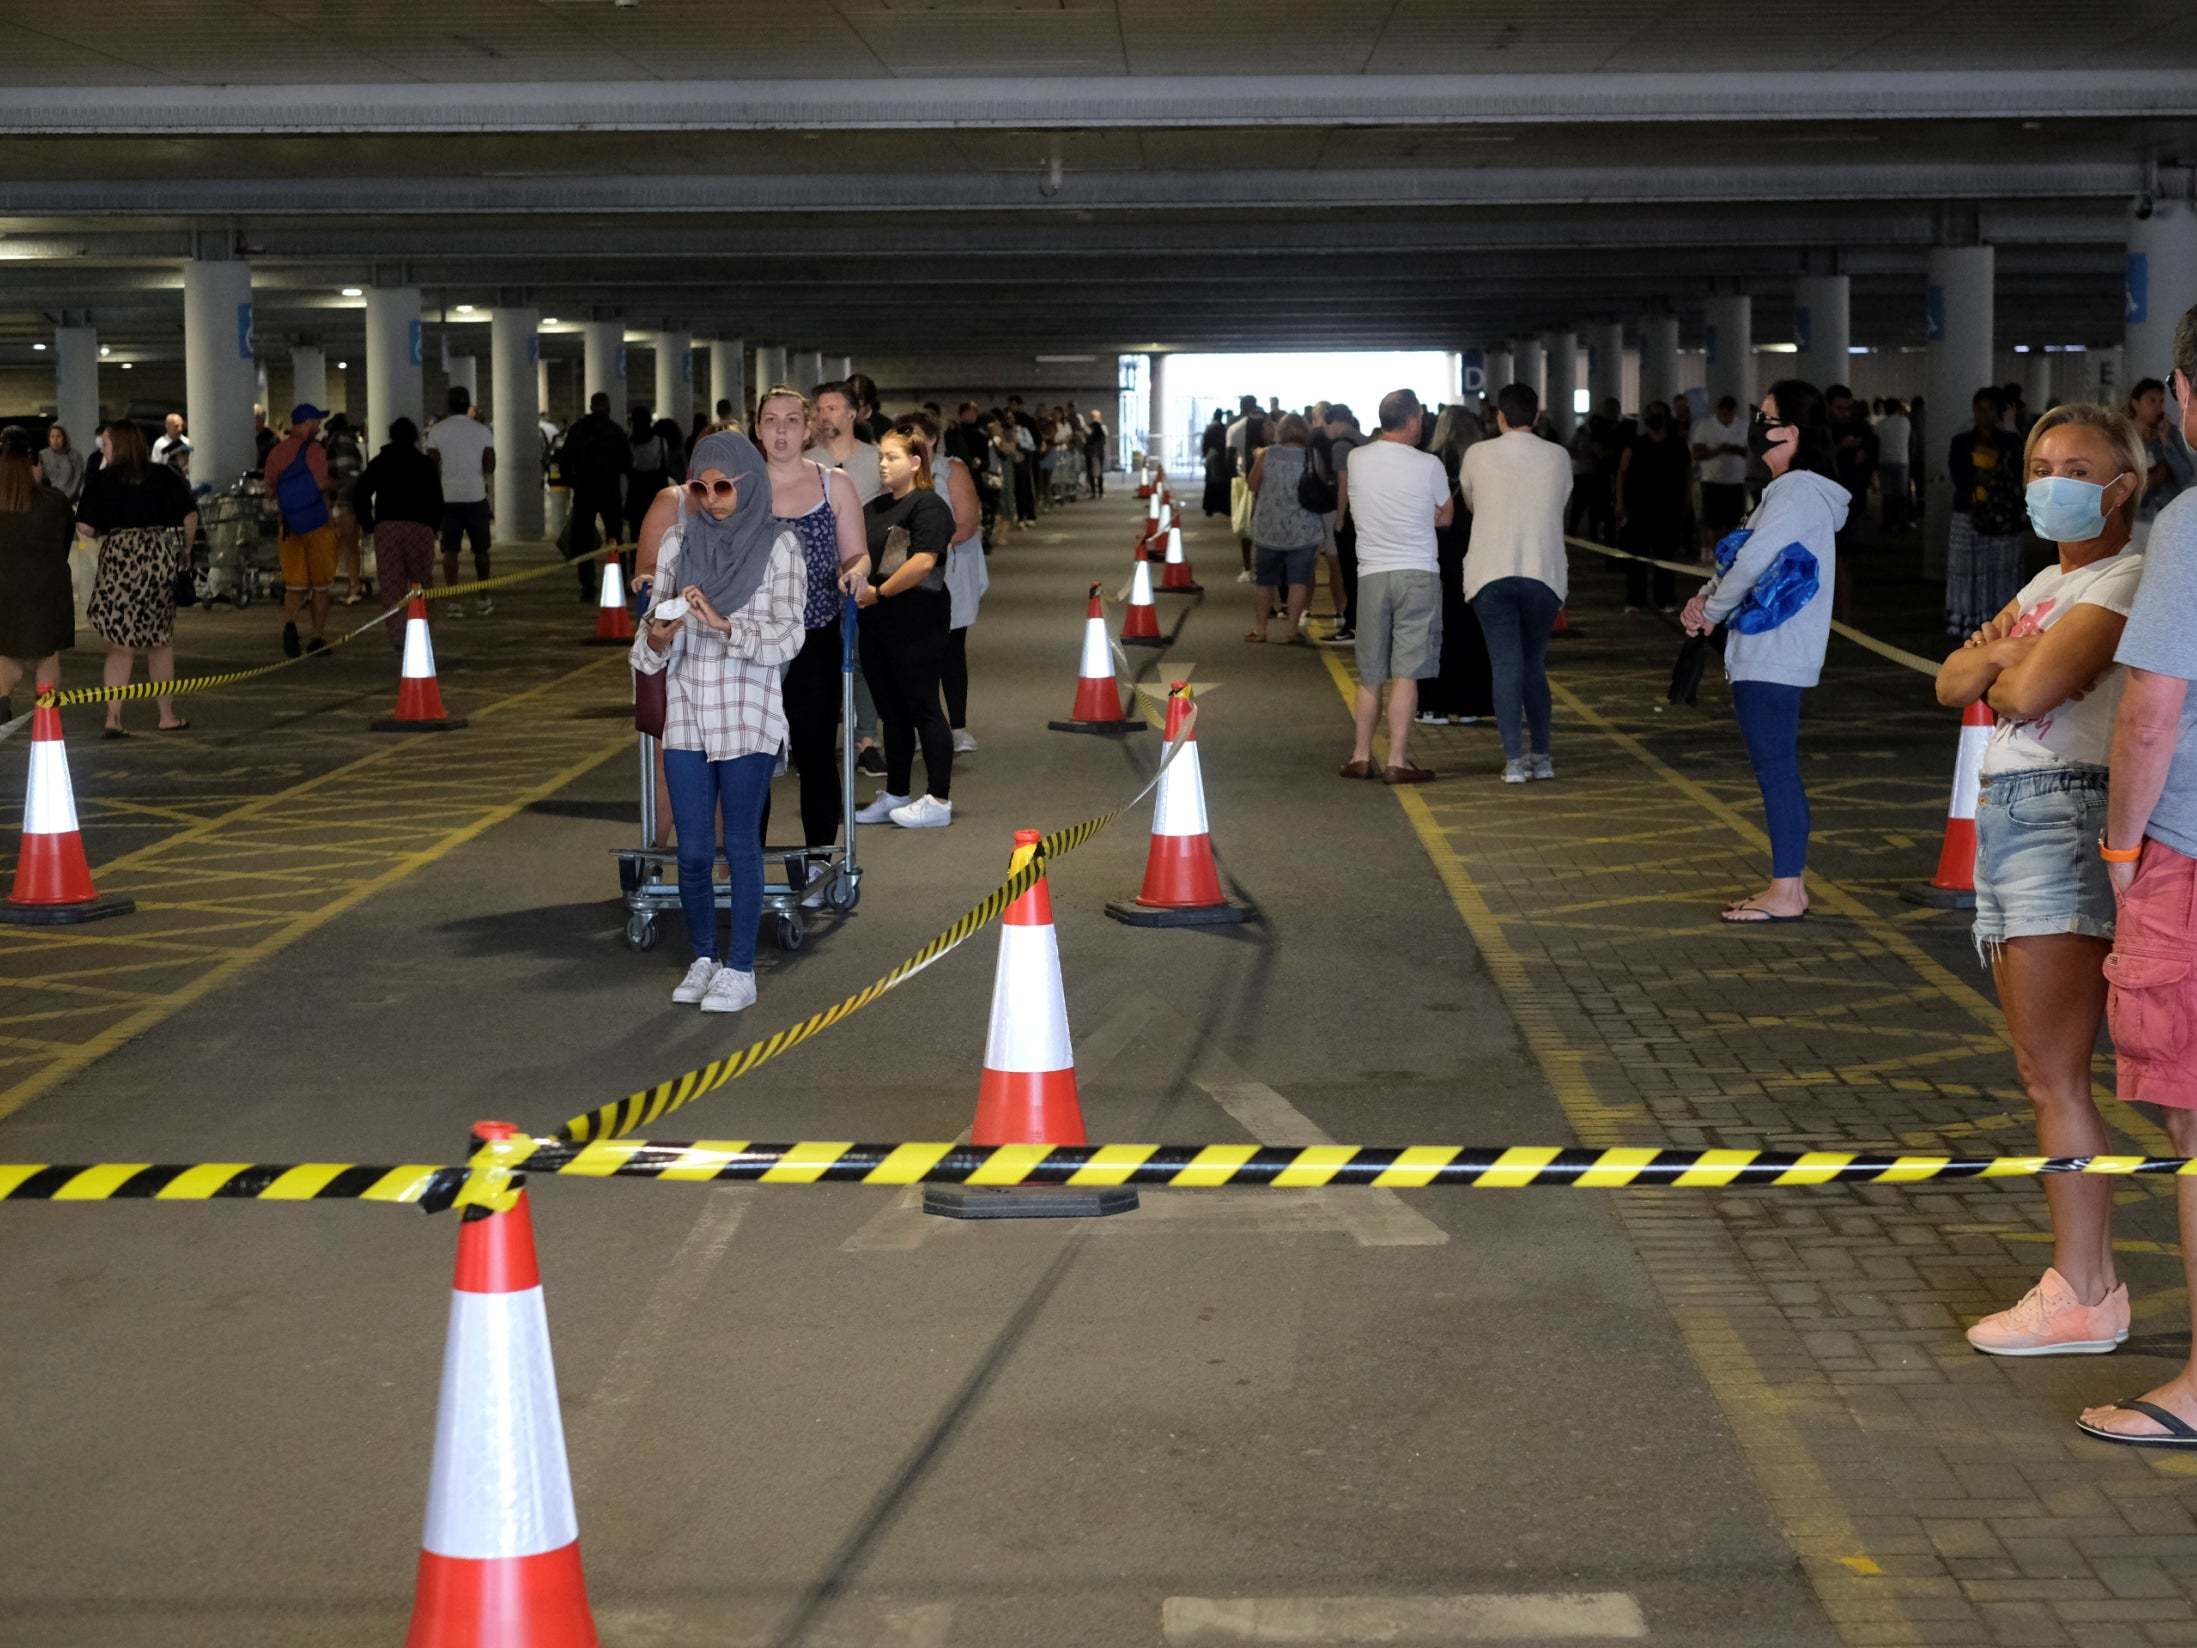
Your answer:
[1156,524,1201,594]
[1048,585,1145,735]
[926,832,1137,1220]
[1121,546,1164,646]
[1107,684,1254,928]
[1905,699,1992,909]
[371,597,469,732]
[407,1123,596,1648]
[589,559,633,644]
[0,702,133,926]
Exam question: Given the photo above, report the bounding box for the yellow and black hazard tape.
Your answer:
[553,699,1201,1145]
[416,540,618,603]
[0,1160,463,1206]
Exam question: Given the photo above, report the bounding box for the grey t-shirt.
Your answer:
[2115,489,2197,856]
[804,440,883,505]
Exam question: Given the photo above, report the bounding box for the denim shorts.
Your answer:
[1972,765,2115,960]
[1254,543,1318,589]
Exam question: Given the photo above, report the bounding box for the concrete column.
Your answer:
[1485,344,1515,397]
[491,306,543,540]
[2128,197,2197,396]
[1588,322,1625,412]
[290,346,327,413]
[182,255,256,492]
[582,319,626,415]
[1513,338,1547,408]
[1148,353,1168,468]
[537,358,551,417]
[2024,351,2055,409]
[1639,314,1681,407]
[1543,330,1579,438]
[446,354,478,403]
[795,351,827,392]
[654,330,693,427]
[1703,293,1754,415]
[1793,274,1851,391]
[1924,245,1996,572]
[53,324,99,439]
[364,285,423,445]
[828,355,853,383]
[709,338,746,424]
[755,345,789,394]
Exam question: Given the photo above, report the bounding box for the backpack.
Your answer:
[273,442,329,533]
[1296,447,1337,514]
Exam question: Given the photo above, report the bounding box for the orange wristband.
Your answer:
[2100,839,2142,864]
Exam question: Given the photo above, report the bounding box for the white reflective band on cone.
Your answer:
[597,561,624,609]
[1948,721,1987,822]
[1153,742,1209,837]
[421,1288,579,1560]
[1078,618,1113,681]
[1165,528,1184,564]
[402,618,436,680]
[23,739,80,836]
[1147,494,1159,520]
[1130,561,1155,603]
[983,922,1074,1073]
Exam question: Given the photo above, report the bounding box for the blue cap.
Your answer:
[289,402,329,424]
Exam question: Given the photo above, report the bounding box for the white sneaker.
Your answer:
[1530,754,1555,780]
[952,729,977,754]
[671,955,719,1005]
[854,791,909,824]
[700,967,756,1014]
[1416,712,1446,725]
[891,794,953,829]
[475,595,495,617]
[1502,758,1531,784]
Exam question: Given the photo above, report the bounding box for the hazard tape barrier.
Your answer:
[11,1142,2197,1211]
[1564,535,1940,678]
[554,701,1201,1145]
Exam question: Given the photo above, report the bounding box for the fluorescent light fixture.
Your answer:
[455,304,476,314]
[119,362,132,370]
[2014,344,2031,353]
[1035,353,1096,363]
[1847,345,1870,354]
[336,360,348,369]
[98,345,110,357]
[543,316,559,325]
[1761,342,1799,354]
[340,286,363,298]
[32,342,45,351]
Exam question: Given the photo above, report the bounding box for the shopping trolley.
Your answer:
[615,596,863,954]
[193,475,281,608]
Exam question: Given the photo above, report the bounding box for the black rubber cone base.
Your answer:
[1047,718,1149,736]
[1105,897,1257,928]
[925,1184,1140,1220]
[1155,583,1203,595]
[0,894,135,926]
[368,716,469,733]
[1120,634,1168,648]
[1901,883,1976,910]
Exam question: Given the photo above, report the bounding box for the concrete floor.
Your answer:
[0,495,1843,1646]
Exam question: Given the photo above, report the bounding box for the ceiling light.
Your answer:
[2014,344,2031,354]
[119,362,132,371]
[98,345,110,357]
[336,360,348,370]
[32,342,45,351]
[455,304,475,314]
[543,316,559,325]
[340,286,363,298]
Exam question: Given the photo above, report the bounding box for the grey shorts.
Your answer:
[1355,568,1442,683]
[1973,766,2116,961]
[1255,543,1318,589]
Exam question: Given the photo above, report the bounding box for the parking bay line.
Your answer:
[1161,1591,1648,1643]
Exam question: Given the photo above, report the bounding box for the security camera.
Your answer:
[2136,192,2156,221]
[1038,155,1064,199]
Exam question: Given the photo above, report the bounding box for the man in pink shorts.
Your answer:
[2084,302,2197,1447]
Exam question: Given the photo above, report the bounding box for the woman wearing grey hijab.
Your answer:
[631,430,808,1014]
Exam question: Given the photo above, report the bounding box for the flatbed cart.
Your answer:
[615,597,863,954]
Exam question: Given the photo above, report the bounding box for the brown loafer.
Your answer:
[1383,763,1436,785]
[1338,759,1377,780]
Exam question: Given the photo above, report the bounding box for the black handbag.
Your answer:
[1296,449,1338,514]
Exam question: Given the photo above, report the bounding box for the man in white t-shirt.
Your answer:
[1692,395,1750,551]
[1874,400,1914,533]
[1335,388,1452,783]
[424,386,497,613]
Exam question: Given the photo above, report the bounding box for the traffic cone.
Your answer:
[589,559,633,644]
[371,597,469,732]
[1107,683,1254,928]
[0,702,133,926]
[927,832,1137,1221]
[1156,525,1201,594]
[407,1123,596,1648]
[1121,546,1164,646]
[1904,699,1991,909]
[1048,585,1145,735]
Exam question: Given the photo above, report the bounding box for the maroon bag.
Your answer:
[634,666,666,738]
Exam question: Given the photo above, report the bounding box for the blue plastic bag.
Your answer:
[1711,529,1818,635]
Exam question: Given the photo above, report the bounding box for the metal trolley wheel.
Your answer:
[824,871,861,914]
[775,914,805,953]
[625,911,659,952]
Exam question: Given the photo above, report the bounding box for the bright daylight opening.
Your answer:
[1123,350,1464,472]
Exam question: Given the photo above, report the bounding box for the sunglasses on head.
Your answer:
[685,477,737,501]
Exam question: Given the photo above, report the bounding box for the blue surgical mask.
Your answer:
[2025,475,2110,543]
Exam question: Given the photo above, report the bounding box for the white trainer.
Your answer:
[890,795,953,829]
[700,967,756,1014]
[1530,753,1555,780]
[671,956,719,1005]
[475,595,496,617]
[1501,758,1531,784]
[854,791,909,824]
[952,729,978,754]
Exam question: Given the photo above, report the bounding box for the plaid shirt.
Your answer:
[630,528,808,760]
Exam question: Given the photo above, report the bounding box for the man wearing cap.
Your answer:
[262,403,338,656]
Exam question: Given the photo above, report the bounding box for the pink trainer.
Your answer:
[1966,1267,2130,1357]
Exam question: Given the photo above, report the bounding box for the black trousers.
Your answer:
[568,483,623,597]
[1336,516,1360,630]
[859,596,953,802]
[943,625,970,729]
[782,618,846,846]
[1014,458,1038,523]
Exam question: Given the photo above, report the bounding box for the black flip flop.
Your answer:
[1718,903,1807,925]
[2077,1399,2197,1448]
[155,719,190,732]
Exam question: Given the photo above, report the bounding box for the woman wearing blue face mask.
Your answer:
[1934,402,2147,1357]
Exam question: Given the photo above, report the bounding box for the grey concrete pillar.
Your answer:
[537,357,551,417]
[709,338,746,424]
[491,306,543,540]
[1512,339,1546,408]
[2128,196,2197,396]
[1793,274,1852,391]
[1148,353,1168,468]
[1588,322,1625,412]
[53,324,99,439]
[2024,351,2055,409]
[1924,245,1996,572]
[1484,345,1514,398]
[828,355,853,383]
[755,345,789,395]
[1703,293,1754,416]
[183,255,256,492]
[795,351,827,393]
[364,285,423,445]
[653,330,694,427]
[447,353,478,402]
[1544,330,1579,438]
[1639,314,1681,407]
[290,346,327,412]
[582,319,626,415]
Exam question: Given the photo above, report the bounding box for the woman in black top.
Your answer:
[0,426,77,716]
[76,420,197,735]
[852,421,957,830]
[1615,401,1692,611]
[1201,409,1232,516]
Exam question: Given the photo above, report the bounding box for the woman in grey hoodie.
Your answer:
[1681,378,1850,923]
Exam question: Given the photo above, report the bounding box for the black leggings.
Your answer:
[943,626,970,729]
[568,484,623,597]
[859,601,953,802]
[782,618,846,846]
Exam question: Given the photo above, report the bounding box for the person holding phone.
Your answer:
[852,422,957,829]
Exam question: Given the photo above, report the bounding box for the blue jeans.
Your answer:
[662,748,776,970]
[1470,577,1560,759]
[1731,681,1809,878]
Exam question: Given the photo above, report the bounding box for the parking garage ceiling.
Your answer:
[1,1,2194,361]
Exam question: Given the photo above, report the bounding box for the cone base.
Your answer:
[369,717,471,733]
[1105,896,1255,928]
[0,893,135,926]
[1047,717,1148,736]
[1900,883,1978,910]
[1120,634,1168,648]
[924,1184,1139,1221]
[1154,583,1203,596]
